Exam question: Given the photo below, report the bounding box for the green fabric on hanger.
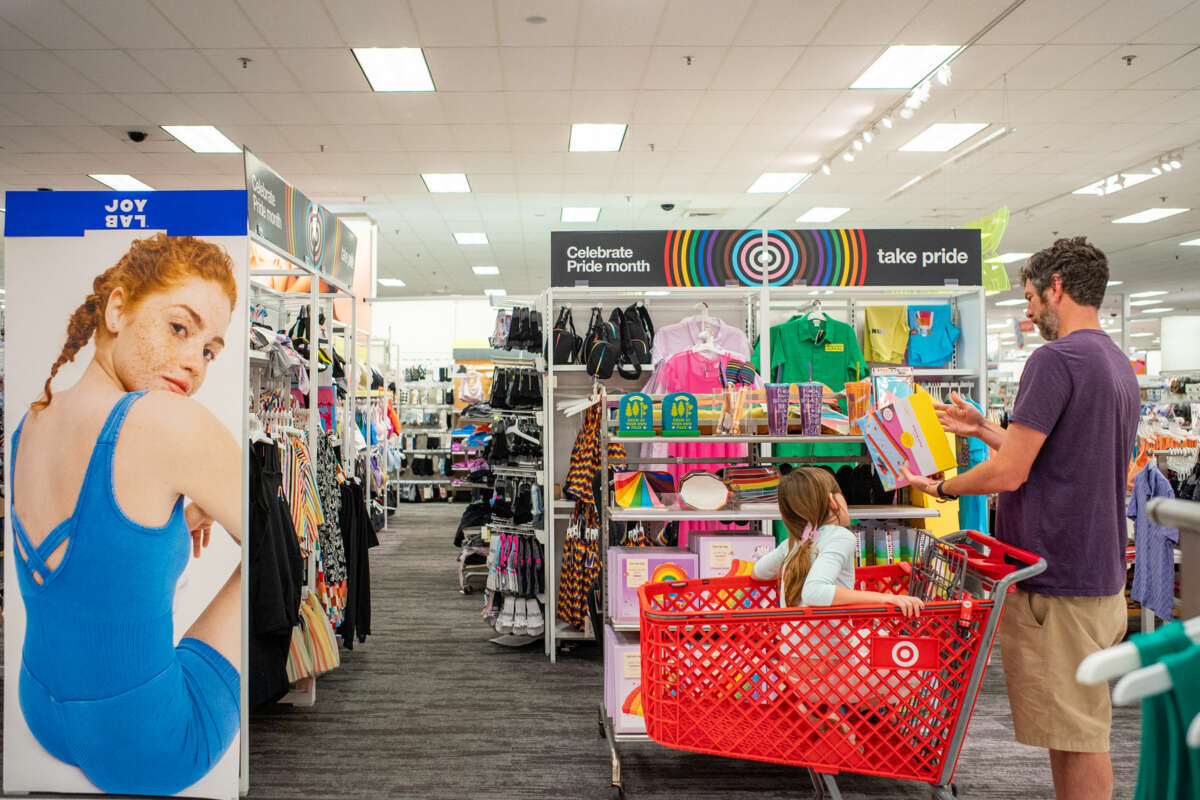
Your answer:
[1162,644,1200,798]
[1131,622,1195,800]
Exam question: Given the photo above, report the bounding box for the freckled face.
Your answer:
[108,277,232,396]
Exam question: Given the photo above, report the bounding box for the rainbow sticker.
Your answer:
[622,685,644,717]
[662,229,868,288]
[723,558,757,578]
[650,562,689,584]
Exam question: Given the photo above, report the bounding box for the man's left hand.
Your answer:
[902,467,944,498]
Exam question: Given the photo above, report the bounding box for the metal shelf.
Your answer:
[398,403,455,410]
[609,433,864,444]
[554,621,593,641]
[608,504,938,522]
[405,448,451,454]
[610,620,640,632]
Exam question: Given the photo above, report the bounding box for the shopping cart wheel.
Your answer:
[930,783,959,800]
[609,785,624,800]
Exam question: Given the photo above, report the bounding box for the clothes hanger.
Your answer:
[1078,617,1200,708]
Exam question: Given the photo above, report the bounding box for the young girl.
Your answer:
[753,467,924,615]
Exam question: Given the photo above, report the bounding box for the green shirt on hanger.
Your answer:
[753,314,868,541]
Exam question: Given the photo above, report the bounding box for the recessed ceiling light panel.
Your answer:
[454,232,488,245]
[161,125,240,153]
[899,123,989,152]
[1112,208,1189,224]
[851,45,960,89]
[472,265,500,276]
[795,207,849,223]
[352,47,435,92]
[89,174,154,191]
[378,278,406,287]
[747,172,808,193]
[561,207,600,223]
[569,123,627,152]
[421,173,470,193]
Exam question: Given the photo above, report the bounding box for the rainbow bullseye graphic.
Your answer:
[650,562,689,584]
[663,229,867,288]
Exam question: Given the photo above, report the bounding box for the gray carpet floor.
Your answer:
[246,503,1141,800]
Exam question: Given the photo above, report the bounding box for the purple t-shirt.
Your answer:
[996,329,1139,596]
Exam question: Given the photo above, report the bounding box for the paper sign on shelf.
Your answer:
[625,558,648,589]
[622,651,641,680]
[860,388,956,491]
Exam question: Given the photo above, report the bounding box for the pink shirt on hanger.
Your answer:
[650,315,752,368]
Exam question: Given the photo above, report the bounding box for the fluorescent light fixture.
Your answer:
[569,123,626,152]
[796,207,849,223]
[89,174,154,191]
[1131,332,1155,337]
[352,47,435,92]
[995,299,1027,306]
[1180,238,1200,246]
[472,265,500,276]
[1143,307,1174,314]
[160,125,239,153]
[1107,280,1123,286]
[484,288,507,297]
[987,322,1010,329]
[454,232,488,245]
[1130,299,1164,306]
[377,278,406,287]
[851,45,959,89]
[899,122,988,152]
[1112,208,1189,224]
[1131,290,1169,297]
[747,172,809,193]
[1072,172,1158,196]
[991,252,1032,264]
[561,207,600,223]
[643,290,670,297]
[421,173,470,193]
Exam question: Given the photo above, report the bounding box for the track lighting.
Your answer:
[842,151,855,162]
[881,117,893,128]
[821,162,832,176]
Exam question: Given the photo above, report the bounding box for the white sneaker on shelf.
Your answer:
[525,597,545,637]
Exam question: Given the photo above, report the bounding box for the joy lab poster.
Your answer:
[4,190,247,799]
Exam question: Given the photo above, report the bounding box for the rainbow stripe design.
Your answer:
[650,562,690,584]
[663,229,868,288]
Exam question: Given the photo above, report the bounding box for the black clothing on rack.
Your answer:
[248,441,304,708]
[337,481,378,650]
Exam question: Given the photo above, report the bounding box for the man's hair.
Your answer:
[1018,236,1108,308]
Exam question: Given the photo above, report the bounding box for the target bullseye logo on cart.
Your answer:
[871,637,939,670]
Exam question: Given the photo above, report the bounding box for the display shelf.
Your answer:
[398,403,455,410]
[394,477,453,485]
[249,350,268,363]
[405,448,452,454]
[610,620,640,632]
[608,504,938,522]
[609,433,865,444]
[554,621,593,641]
[397,381,454,388]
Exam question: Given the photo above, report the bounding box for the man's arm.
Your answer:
[905,421,1048,497]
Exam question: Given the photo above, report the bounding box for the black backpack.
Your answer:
[552,306,580,364]
[583,306,618,379]
[505,307,526,351]
[528,308,543,353]
[618,301,654,378]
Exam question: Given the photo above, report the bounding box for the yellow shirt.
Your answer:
[863,305,910,364]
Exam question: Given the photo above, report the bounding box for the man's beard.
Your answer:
[1033,302,1060,341]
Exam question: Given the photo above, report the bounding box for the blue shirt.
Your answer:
[906,304,960,367]
[957,397,990,534]
[1127,463,1178,621]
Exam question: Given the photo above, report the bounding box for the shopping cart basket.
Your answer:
[636,530,1046,800]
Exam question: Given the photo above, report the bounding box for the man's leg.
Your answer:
[1049,749,1113,800]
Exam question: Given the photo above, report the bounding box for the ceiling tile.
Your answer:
[0,125,83,153]
[65,0,191,48]
[0,0,110,48]
[335,124,403,151]
[0,93,87,125]
[655,0,752,47]
[642,47,726,91]
[516,172,563,192]
[573,46,649,91]
[323,0,420,46]
[623,123,685,153]
[424,47,503,91]
[674,123,742,153]
[310,92,389,124]
[440,91,508,123]
[506,91,571,123]
[182,93,269,125]
[1057,0,1191,44]
[730,124,799,153]
[1060,45,1194,91]
[577,0,666,46]
[452,124,512,151]
[750,90,838,126]
[0,68,35,93]
[568,91,635,122]
[400,124,455,151]
[277,48,369,92]
[688,91,771,125]
[980,0,1104,44]
[945,44,1040,91]
[778,46,882,91]
[0,50,98,93]
[241,92,327,125]
[202,49,301,92]
[708,47,801,91]
[114,92,205,124]
[735,0,839,46]
[128,49,233,92]
[816,0,926,46]
[152,0,267,48]
[0,16,39,48]
[896,0,1016,45]
[237,0,345,47]
[1129,48,1200,91]
[501,47,574,91]
[409,0,498,46]
[55,50,166,93]
[1000,44,1114,90]
[510,123,566,152]
[1136,1,1200,44]
[220,124,291,153]
[497,0,579,45]
[54,125,138,153]
[53,92,147,125]
[514,151,565,174]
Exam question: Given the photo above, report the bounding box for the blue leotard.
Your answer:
[11,391,239,795]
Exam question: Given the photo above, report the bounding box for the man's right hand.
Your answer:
[933,391,984,437]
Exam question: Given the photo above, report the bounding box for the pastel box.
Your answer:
[607,546,697,627]
[604,625,646,734]
[687,533,776,579]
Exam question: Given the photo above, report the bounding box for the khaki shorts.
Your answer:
[997,589,1127,753]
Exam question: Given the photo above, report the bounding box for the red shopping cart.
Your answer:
[634,530,1046,800]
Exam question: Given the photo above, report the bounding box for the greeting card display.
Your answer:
[860,389,956,490]
[661,392,699,436]
[618,392,654,437]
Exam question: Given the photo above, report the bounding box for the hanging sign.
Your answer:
[551,229,980,288]
[245,149,356,285]
[661,392,699,436]
[618,393,654,437]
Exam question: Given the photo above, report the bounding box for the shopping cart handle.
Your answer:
[944,529,1047,590]
[956,530,1041,566]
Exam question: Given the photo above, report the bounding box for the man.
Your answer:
[904,237,1139,800]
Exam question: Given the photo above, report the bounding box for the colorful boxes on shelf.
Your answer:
[603,625,646,734]
[687,533,775,579]
[607,546,698,626]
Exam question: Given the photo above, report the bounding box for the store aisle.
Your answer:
[245,502,1139,799]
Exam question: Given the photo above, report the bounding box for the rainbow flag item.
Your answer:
[613,471,675,508]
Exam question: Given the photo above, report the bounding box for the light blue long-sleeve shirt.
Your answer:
[752,524,857,606]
